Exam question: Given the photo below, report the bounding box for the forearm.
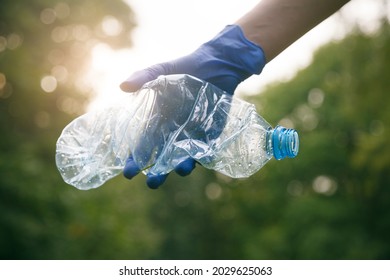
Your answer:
[236,0,350,62]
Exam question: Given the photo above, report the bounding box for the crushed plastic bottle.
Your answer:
[56,74,299,190]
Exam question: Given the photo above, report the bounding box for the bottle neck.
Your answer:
[270,125,299,160]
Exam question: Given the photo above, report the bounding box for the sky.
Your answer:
[87,0,388,110]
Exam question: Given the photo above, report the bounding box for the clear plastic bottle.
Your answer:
[56,74,299,190]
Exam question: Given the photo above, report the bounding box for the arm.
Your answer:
[236,0,350,62]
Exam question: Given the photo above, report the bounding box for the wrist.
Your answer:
[209,24,266,76]
[195,25,266,93]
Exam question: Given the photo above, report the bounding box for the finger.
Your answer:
[123,156,140,179]
[120,64,171,92]
[146,173,169,189]
[174,157,196,176]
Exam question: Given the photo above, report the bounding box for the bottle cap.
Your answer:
[272,125,299,160]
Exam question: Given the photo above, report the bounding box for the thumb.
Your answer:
[120,64,172,92]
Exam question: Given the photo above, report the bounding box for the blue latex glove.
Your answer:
[120,25,266,189]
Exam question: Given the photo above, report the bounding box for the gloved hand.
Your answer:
[120,24,266,189]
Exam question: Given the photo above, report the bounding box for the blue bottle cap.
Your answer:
[272,125,299,160]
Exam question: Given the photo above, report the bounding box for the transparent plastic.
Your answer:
[56,74,299,190]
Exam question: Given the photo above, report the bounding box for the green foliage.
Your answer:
[245,24,390,259]
[0,0,151,259]
[1,0,389,260]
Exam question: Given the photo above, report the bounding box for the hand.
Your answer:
[120,25,266,189]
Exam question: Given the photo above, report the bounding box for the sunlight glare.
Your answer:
[85,0,386,111]
[101,16,123,37]
[41,75,57,93]
[86,43,134,111]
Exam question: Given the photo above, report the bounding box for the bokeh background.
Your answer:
[1,0,389,259]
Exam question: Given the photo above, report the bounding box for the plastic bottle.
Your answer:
[56,74,299,190]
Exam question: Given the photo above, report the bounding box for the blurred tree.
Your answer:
[0,0,163,259]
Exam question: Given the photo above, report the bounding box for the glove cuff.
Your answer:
[205,24,266,79]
